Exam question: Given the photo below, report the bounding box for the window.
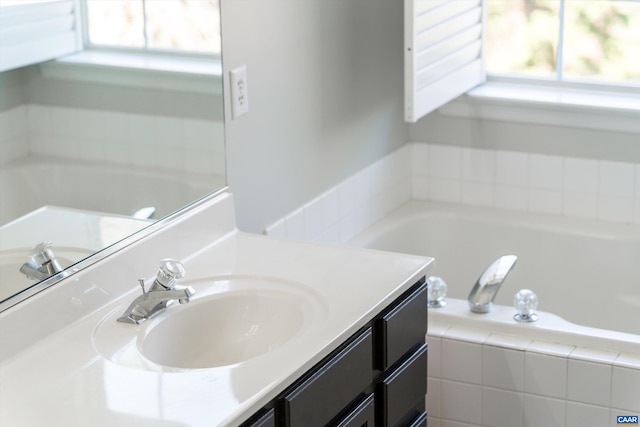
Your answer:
[83,0,221,55]
[486,0,640,86]
[404,0,640,125]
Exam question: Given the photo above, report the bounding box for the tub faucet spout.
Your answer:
[467,255,517,313]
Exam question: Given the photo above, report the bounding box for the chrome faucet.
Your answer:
[467,255,517,313]
[117,259,195,324]
[19,241,64,281]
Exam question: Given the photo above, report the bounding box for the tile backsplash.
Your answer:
[0,104,225,175]
[265,141,640,242]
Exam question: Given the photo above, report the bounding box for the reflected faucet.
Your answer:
[118,259,195,324]
[19,241,64,281]
[467,255,517,313]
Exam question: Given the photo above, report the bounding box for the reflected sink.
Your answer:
[93,276,328,371]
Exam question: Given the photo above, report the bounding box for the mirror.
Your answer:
[0,0,225,308]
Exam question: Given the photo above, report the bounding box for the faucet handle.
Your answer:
[31,241,55,264]
[154,259,186,289]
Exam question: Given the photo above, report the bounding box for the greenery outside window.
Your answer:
[486,0,640,87]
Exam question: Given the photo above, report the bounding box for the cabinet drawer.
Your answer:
[378,343,428,427]
[282,328,373,427]
[375,280,427,370]
[407,412,427,427]
[335,394,375,427]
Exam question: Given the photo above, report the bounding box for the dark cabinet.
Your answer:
[240,278,427,427]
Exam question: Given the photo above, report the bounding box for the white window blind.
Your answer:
[0,0,80,72]
[404,0,486,122]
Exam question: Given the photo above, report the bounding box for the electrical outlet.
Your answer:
[230,65,249,119]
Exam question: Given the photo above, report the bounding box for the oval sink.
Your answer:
[93,276,328,371]
[141,292,305,369]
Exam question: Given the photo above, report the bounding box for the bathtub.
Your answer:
[348,200,640,424]
[348,200,640,353]
[0,156,222,225]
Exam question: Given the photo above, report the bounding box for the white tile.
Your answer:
[564,192,597,219]
[564,157,598,193]
[412,175,430,200]
[155,116,183,148]
[566,402,609,427]
[462,182,494,207]
[321,188,340,229]
[524,352,567,399]
[485,334,531,351]
[337,179,356,219]
[264,218,286,237]
[482,388,523,427]
[284,208,306,240]
[570,347,618,364]
[428,335,443,379]
[353,167,373,207]
[567,359,612,406]
[429,177,462,203]
[598,195,634,224]
[611,366,640,412]
[614,353,640,370]
[303,197,323,240]
[428,144,463,179]
[441,380,482,425]
[523,395,565,427]
[599,160,635,198]
[529,154,563,191]
[483,345,525,391]
[495,185,528,211]
[427,378,442,417]
[441,339,483,384]
[412,142,430,176]
[528,189,563,215]
[441,420,481,427]
[496,150,529,186]
[462,148,495,183]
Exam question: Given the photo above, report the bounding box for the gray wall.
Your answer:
[409,109,640,163]
[0,64,222,120]
[222,0,407,233]
[0,68,25,111]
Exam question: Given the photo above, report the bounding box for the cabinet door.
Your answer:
[378,343,428,427]
[282,328,373,427]
[335,394,375,427]
[375,281,427,370]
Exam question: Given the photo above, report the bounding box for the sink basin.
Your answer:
[141,292,305,369]
[93,276,328,370]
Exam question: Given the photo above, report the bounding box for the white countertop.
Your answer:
[0,192,432,426]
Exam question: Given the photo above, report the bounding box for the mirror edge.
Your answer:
[0,186,230,313]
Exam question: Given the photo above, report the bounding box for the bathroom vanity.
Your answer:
[0,191,432,426]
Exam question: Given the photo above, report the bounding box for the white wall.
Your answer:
[222,0,408,233]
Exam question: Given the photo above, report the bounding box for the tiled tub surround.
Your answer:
[0,104,225,175]
[427,318,640,427]
[265,141,640,427]
[265,141,640,243]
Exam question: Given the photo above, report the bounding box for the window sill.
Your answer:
[38,50,223,95]
[437,80,640,134]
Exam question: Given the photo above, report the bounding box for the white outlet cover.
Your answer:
[230,65,249,119]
